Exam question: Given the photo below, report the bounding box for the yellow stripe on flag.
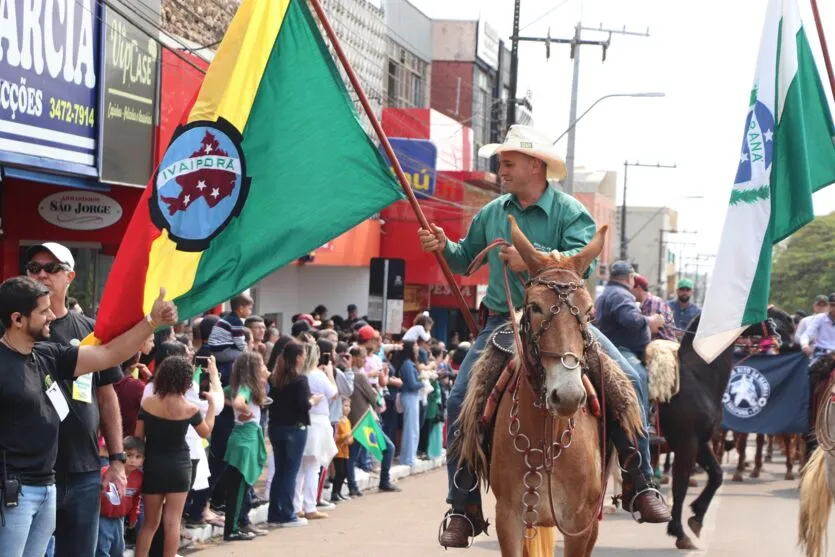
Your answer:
[188,0,290,132]
[144,229,203,314]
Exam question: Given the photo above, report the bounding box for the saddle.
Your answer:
[488,322,517,355]
[452,322,642,486]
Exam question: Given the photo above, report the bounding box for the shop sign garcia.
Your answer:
[0,0,99,168]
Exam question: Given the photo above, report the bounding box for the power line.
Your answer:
[518,0,572,32]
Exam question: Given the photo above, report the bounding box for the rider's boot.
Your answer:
[610,423,671,524]
[438,467,490,549]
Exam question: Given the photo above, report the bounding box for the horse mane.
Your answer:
[678,314,700,352]
[736,305,799,352]
[677,314,736,397]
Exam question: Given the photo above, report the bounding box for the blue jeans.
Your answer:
[96,517,124,557]
[399,391,421,466]
[587,325,652,480]
[446,315,506,505]
[347,430,395,489]
[0,483,56,557]
[54,471,102,557]
[347,441,361,491]
[267,425,307,524]
[445,318,653,505]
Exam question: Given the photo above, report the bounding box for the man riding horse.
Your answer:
[418,125,671,549]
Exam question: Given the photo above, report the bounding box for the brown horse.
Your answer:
[484,217,642,557]
[730,432,805,481]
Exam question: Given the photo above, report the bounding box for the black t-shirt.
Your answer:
[44,311,123,475]
[269,376,312,427]
[0,342,78,485]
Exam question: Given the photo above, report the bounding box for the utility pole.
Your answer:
[564,23,582,194]
[508,23,650,193]
[620,160,676,260]
[510,25,615,195]
[566,24,650,194]
[507,0,521,128]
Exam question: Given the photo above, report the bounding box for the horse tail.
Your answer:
[798,446,831,557]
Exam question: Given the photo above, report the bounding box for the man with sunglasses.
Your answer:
[24,243,126,557]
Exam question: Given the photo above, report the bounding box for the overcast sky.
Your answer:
[409,0,835,262]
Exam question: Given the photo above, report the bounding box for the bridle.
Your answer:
[468,238,608,539]
[518,272,595,408]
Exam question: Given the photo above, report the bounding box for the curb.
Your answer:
[126,453,445,555]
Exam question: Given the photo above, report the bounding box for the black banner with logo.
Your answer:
[721,352,810,434]
[98,0,160,187]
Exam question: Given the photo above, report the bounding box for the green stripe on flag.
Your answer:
[743,21,835,328]
[770,25,835,244]
[171,0,403,318]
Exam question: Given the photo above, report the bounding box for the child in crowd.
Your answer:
[331,397,354,503]
[223,352,270,541]
[207,294,253,356]
[97,437,145,557]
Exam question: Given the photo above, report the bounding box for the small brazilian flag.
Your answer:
[352,409,386,462]
[86,0,403,344]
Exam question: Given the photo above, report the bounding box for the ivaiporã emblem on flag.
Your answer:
[150,118,251,251]
[731,86,775,205]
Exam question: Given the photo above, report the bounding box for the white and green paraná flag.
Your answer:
[694,0,835,363]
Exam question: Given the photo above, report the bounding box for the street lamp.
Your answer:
[553,92,665,145]
[557,91,665,196]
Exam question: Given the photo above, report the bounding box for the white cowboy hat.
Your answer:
[478,125,567,180]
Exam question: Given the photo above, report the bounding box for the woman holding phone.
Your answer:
[267,341,319,528]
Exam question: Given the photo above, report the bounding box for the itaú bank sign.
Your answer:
[0,0,99,170]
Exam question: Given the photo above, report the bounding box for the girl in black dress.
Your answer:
[134,356,215,557]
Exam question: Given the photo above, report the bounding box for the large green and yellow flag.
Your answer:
[352,409,386,461]
[90,0,402,343]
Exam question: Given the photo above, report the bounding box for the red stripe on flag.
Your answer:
[93,92,200,343]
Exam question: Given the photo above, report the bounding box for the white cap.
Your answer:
[25,242,75,271]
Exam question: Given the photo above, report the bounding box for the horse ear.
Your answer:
[571,225,608,277]
[508,215,550,275]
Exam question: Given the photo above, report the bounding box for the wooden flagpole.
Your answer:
[308,0,479,338]
[307,6,561,552]
[810,0,835,102]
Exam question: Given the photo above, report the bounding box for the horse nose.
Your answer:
[546,387,585,416]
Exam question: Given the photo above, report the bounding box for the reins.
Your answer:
[467,240,609,538]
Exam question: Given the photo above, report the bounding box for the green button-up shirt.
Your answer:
[442,186,597,312]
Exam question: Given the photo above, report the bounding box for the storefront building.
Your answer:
[380,107,493,342]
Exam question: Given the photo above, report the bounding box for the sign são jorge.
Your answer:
[0,0,99,170]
